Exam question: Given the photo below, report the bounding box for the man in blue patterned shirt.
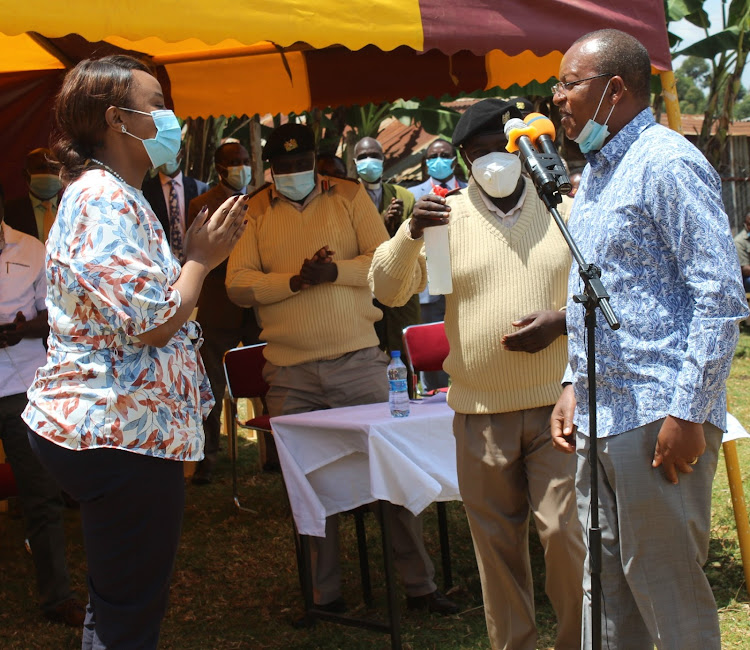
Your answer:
[549,29,748,650]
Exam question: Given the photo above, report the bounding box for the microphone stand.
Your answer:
[526,156,619,650]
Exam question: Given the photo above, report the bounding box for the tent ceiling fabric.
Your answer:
[0,1,672,195]
[1,0,671,67]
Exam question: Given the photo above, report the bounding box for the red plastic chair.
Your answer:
[402,321,450,396]
[223,343,272,512]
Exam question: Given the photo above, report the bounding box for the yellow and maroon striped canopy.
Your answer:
[0,0,672,195]
[0,0,671,117]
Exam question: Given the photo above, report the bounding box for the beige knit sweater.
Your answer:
[369,177,571,414]
[226,178,388,366]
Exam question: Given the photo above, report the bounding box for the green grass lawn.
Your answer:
[2,333,749,649]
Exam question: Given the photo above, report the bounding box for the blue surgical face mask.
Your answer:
[274,170,316,202]
[157,158,181,176]
[118,107,182,168]
[356,157,383,183]
[29,173,63,200]
[224,165,252,191]
[574,79,616,154]
[426,156,455,181]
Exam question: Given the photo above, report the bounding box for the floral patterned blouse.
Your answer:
[22,169,213,461]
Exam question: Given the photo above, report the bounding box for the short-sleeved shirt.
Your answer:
[22,169,213,460]
[0,222,47,397]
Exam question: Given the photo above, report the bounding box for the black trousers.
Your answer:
[0,393,71,613]
[29,433,184,650]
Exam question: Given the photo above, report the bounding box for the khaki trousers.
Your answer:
[264,346,437,605]
[576,421,722,650]
[454,407,584,650]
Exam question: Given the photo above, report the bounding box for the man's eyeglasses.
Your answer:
[551,73,613,96]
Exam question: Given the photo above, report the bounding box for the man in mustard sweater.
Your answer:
[369,99,585,650]
[226,124,457,616]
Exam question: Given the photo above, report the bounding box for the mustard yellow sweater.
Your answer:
[226,177,388,366]
[369,177,571,414]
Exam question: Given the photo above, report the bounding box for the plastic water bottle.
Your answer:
[424,224,452,294]
[387,351,410,417]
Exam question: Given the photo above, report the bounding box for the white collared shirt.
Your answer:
[477,181,528,229]
[0,222,47,397]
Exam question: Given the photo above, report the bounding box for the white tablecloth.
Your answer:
[271,394,460,537]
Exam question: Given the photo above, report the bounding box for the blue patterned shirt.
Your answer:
[563,109,748,437]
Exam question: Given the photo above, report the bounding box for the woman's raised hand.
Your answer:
[184,195,249,270]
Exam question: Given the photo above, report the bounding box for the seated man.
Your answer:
[226,123,457,616]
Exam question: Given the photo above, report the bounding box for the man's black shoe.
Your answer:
[314,596,348,613]
[44,598,86,627]
[406,590,459,615]
[292,597,347,629]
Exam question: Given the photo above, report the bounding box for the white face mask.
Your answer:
[470,152,522,198]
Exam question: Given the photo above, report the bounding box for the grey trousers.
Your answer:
[576,420,722,650]
[264,346,437,604]
[454,407,584,650]
[0,392,72,614]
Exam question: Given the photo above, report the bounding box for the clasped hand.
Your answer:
[385,198,404,235]
[291,246,338,292]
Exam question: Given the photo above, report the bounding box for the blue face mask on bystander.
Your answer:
[356,157,384,183]
[427,156,455,181]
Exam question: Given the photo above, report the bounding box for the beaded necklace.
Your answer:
[89,158,126,184]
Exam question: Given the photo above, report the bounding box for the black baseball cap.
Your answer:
[452,99,523,148]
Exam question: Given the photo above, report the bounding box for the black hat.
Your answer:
[263,123,316,161]
[452,99,523,148]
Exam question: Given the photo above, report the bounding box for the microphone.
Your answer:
[524,113,571,194]
[504,114,571,204]
[504,118,558,201]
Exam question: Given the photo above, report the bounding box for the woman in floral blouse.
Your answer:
[23,55,248,648]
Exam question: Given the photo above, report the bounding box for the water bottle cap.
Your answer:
[390,350,401,358]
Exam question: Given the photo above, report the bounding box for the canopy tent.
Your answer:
[0,0,678,197]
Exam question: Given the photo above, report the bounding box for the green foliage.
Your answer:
[667,0,750,170]
[675,57,709,113]
[734,92,750,119]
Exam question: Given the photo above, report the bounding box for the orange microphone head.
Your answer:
[523,112,556,143]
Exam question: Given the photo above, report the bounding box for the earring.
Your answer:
[121,125,127,133]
